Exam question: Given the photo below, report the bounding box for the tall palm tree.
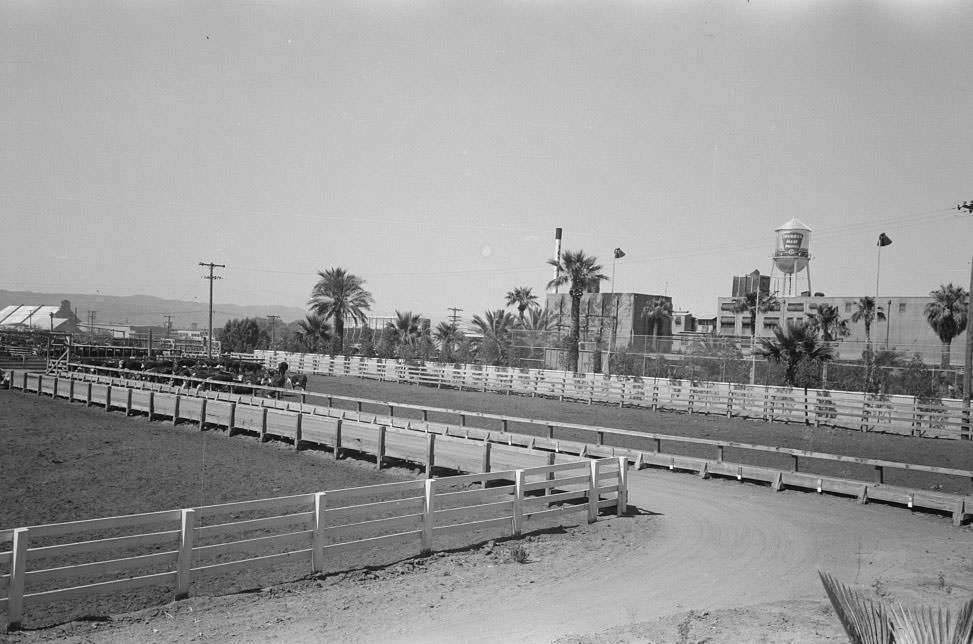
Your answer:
[505,286,539,321]
[756,321,836,387]
[851,296,886,391]
[433,321,463,362]
[808,303,850,342]
[295,314,332,353]
[472,309,518,366]
[307,268,373,354]
[924,283,969,369]
[546,250,608,372]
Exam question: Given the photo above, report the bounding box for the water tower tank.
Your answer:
[773,218,811,274]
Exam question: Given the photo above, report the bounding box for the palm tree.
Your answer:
[307,268,373,354]
[546,250,608,372]
[433,321,463,362]
[732,292,779,340]
[387,310,424,347]
[808,303,850,342]
[756,321,835,387]
[471,309,518,365]
[295,314,332,353]
[851,296,886,391]
[505,286,539,321]
[518,307,555,331]
[641,297,673,351]
[924,283,968,369]
[732,291,778,384]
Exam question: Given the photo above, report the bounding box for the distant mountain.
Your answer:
[0,290,308,331]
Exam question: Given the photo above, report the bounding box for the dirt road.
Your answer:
[15,467,971,644]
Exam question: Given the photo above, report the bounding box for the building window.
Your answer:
[720,302,737,312]
[787,303,804,312]
[845,302,853,313]
[899,302,907,314]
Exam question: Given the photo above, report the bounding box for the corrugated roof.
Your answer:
[0,305,63,329]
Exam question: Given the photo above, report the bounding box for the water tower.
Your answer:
[770,218,812,297]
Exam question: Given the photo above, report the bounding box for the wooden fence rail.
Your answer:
[246,350,972,440]
[9,369,973,529]
[0,458,626,630]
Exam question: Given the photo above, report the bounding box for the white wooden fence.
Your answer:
[249,351,973,440]
[0,456,626,630]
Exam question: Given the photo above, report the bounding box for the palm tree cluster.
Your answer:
[755,321,835,387]
[546,250,608,372]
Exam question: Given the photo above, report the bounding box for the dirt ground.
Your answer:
[3,377,973,643]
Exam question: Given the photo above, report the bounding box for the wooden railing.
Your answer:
[248,350,972,440]
[0,457,625,630]
[10,369,973,531]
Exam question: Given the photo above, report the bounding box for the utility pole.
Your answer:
[958,200,973,438]
[447,307,463,327]
[199,261,225,359]
[267,315,281,349]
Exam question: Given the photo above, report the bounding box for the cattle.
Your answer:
[287,373,308,390]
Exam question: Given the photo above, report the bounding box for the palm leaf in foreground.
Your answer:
[819,571,892,644]
[888,598,973,644]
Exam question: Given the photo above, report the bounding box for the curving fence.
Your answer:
[248,350,973,441]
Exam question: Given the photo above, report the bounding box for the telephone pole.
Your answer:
[447,307,463,327]
[958,200,973,438]
[267,315,281,349]
[199,262,225,359]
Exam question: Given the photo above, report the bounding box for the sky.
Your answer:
[2,1,972,325]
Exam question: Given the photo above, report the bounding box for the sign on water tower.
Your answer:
[773,218,811,274]
[772,218,811,297]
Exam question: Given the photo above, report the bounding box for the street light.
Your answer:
[606,248,625,375]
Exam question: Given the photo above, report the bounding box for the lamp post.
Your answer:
[957,201,973,438]
[869,232,892,392]
[605,248,625,375]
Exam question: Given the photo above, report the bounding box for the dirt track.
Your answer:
[13,467,971,644]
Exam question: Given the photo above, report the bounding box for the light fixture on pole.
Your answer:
[957,200,973,438]
[606,248,625,375]
[869,232,892,392]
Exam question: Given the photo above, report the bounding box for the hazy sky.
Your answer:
[2,1,971,323]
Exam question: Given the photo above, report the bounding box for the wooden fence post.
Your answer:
[125,388,133,416]
[22,371,28,391]
[86,382,93,408]
[259,407,268,442]
[52,376,59,398]
[175,509,196,600]
[421,478,435,554]
[36,374,43,396]
[173,393,181,426]
[547,424,555,439]
[68,377,75,401]
[105,384,112,412]
[198,397,207,430]
[312,492,327,573]
[512,469,525,536]
[333,418,343,459]
[293,412,302,449]
[425,433,436,478]
[148,391,155,421]
[587,460,600,523]
[7,527,29,630]
[376,425,386,470]
[616,456,628,515]
[480,441,492,480]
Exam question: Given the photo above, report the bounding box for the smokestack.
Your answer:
[553,228,563,293]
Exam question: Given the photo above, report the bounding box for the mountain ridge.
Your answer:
[0,290,308,330]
